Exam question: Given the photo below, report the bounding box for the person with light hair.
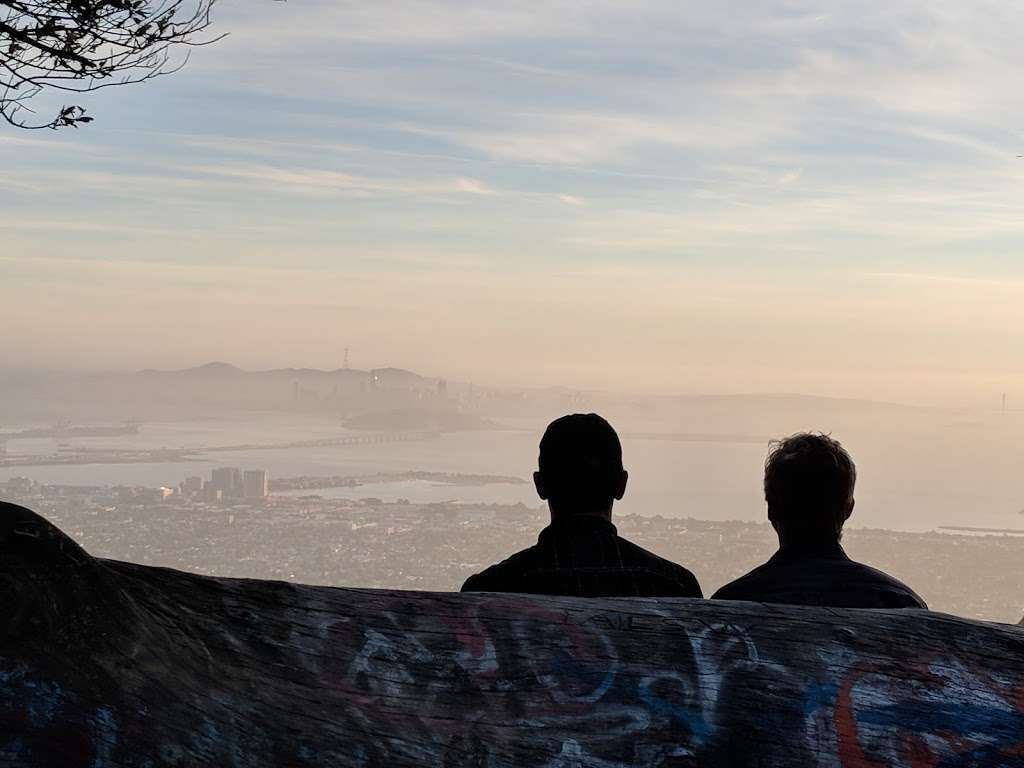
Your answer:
[713,433,926,609]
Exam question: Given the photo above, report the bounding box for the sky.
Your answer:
[2,0,1024,405]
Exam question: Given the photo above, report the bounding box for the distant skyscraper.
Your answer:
[243,469,269,499]
[202,481,222,503]
[211,467,243,497]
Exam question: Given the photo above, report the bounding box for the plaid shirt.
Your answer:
[461,515,703,598]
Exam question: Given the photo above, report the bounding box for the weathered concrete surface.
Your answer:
[2,501,1023,767]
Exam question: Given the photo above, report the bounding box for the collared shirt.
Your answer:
[711,540,927,609]
[460,515,702,598]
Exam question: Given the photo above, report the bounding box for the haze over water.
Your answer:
[3,398,1022,533]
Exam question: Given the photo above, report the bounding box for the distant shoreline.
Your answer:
[270,472,528,492]
[938,526,1024,536]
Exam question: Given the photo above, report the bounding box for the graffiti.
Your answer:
[508,602,622,703]
[834,660,1024,767]
[347,627,436,697]
[6,592,1024,768]
[542,738,630,768]
[2,514,1024,768]
[0,662,111,768]
[796,654,1024,768]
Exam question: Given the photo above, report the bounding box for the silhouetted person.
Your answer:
[713,433,926,609]
[461,414,702,597]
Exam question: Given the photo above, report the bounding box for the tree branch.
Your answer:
[0,0,221,128]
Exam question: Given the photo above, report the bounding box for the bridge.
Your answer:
[2,501,1022,766]
[202,430,442,453]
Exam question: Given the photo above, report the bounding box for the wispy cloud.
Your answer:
[183,163,498,198]
[5,0,1024,396]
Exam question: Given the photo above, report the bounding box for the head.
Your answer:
[534,413,628,519]
[764,433,856,545]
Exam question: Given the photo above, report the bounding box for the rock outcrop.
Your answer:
[2,501,1022,767]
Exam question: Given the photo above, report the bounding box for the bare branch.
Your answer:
[0,0,222,128]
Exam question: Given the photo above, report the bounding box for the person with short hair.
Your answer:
[712,433,926,608]
[461,413,702,598]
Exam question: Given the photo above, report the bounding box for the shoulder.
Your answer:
[460,545,540,593]
[614,536,703,597]
[711,562,774,601]
[846,560,928,609]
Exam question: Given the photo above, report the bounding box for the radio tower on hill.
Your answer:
[343,347,350,370]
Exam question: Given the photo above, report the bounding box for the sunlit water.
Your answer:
[3,406,1024,533]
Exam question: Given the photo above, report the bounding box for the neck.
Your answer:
[548,504,613,525]
[777,534,842,554]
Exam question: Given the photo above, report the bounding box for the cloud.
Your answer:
[6,0,1024,399]
[406,108,799,167]
[452,177,495,195]
[2,158,499,203]
[183,164,498,198]
[217,0,635,48]
[777,168,803,186]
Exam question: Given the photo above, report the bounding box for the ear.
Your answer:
[844,498,855,522]
[533,471,548,500]
[613,470,628,501]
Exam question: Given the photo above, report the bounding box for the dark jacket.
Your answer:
[712,541,926,609]
[461,515,702,598]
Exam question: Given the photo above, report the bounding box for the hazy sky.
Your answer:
[3,1,1024,404]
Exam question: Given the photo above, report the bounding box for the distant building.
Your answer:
[211,467,243,498]
[180,476,203,497]
[4,476,36,495]
[115,486,138,502]
[131,487,173,504]
[243,469,269,499]
[202,481,223,503]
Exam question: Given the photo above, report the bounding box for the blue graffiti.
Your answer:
[547,649,616,702]
[853,700,1024,768]
[802,680,839,715]
[92,706,118,768]
[857,701,1021,737]
[638,680,714,743]
[190,718,225,760]
[935,743,1024,768]
[24,679,63,725]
